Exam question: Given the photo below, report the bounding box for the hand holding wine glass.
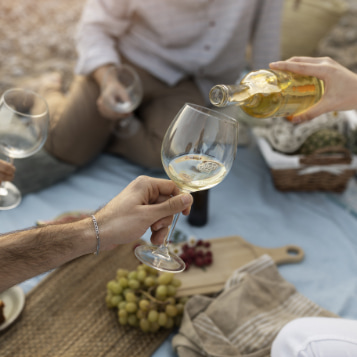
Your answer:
[0,88,49,210]
[135,103,238,272]
[99,64,143,134]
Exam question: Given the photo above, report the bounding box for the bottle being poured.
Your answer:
[209,69,324,120]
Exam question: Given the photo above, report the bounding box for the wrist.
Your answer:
[92,64,117,89]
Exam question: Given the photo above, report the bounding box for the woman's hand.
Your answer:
[0,160,15,183]
[270,56,357,122]
[95,176,193,250]
[93,65,132,120]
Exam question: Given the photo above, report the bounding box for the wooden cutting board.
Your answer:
[175,235,304,297]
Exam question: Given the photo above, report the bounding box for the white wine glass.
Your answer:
[0,88,49,210]
[135,103,239,272]
[108,64,143,135]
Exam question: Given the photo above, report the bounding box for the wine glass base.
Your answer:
[134,244,186,273]
[0,181,22,210]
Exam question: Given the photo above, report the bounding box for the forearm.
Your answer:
[0,218,95,293]
[92,64,117,88]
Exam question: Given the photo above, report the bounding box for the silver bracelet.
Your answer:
[91,215,100,255]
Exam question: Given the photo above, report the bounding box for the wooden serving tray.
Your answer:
[175,235,304,297]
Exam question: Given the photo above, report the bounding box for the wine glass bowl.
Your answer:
[109,64,143,133]
[135,103,238,272]
[0,88,49,210]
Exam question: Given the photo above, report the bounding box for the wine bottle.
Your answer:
[209,69,324,119]
[188,190,209,227]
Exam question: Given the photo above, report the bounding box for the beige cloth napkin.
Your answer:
[172,254,337,357]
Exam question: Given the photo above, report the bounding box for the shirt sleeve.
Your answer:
[75,0,131,75]
[250,0,283,70]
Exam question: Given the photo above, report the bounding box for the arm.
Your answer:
[76,0,134,120]
[75,0,131,76]
[250,0,284,69]
[269,56,357,122]
[0,160,15,183]
[0,176,193,292]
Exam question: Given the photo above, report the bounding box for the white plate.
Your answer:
[0,285,25,331]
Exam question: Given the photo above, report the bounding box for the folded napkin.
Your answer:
[172,255,337,357]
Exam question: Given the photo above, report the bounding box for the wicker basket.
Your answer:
[257,136,357,192]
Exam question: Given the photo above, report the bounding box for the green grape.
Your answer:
[149,321,160,333]
[128,279,140,290]
[148,310,159,323]
[144,276,156,287]
[166,285,176,297]
[157,273,174,285]
[118,277,129,288]
[118,301,127,310]
[147,267,159,276]
[110,295,123,307]
[176,303,184,314]
[119,316,128,325]
[122,288,134,297]
[116,268,129,279]
[118,309,128,318]
[125,292,137,303]
[171,278,182,288]
[128,271,138,280]
[165,316,174,329]
[139,299,150,311]
[165,297,176,305]
[136,309,147,320]
[128,314,139,326]
[105,294,115,308]
[136,264,146,271]
[140,318,150,332]
[137,270,147,282]
[107,280,123,295]
[158,312,168,326]
[125,302,138,313]
[156,285,168,300]
[165,304,178,317]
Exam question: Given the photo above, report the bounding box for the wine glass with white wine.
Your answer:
[106,64,143,135]
[135,103,238,272]
[0,88,49,210]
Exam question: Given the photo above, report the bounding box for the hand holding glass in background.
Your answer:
[100,64,143,136]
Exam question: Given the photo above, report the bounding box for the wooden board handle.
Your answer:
[261,245,304,264]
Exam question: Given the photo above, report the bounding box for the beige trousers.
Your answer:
[45,61,205,169]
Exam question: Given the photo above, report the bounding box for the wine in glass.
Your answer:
[135,103,238,272]
[0,88,49,210]
[107,64,143,135]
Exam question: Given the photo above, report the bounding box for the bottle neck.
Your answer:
[209,84,257,107]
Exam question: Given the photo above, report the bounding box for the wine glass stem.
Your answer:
[163,212,180,247]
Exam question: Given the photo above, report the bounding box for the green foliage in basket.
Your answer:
[298,129,346,155]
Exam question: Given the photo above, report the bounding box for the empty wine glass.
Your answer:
[135,103,239,272]
[106,64,143,135]
[0,88,49,210]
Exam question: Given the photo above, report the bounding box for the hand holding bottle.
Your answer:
[269,56,357,122]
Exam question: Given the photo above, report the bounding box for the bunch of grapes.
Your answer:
[179,239,213,270]
[105,265,188,333]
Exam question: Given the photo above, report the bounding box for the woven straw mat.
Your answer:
[0,242,172,357]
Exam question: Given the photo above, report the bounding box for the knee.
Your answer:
[271,318,313,357]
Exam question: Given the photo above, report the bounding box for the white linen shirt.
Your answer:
[75,0,283,99]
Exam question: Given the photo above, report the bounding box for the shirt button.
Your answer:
[204,45,211,51]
